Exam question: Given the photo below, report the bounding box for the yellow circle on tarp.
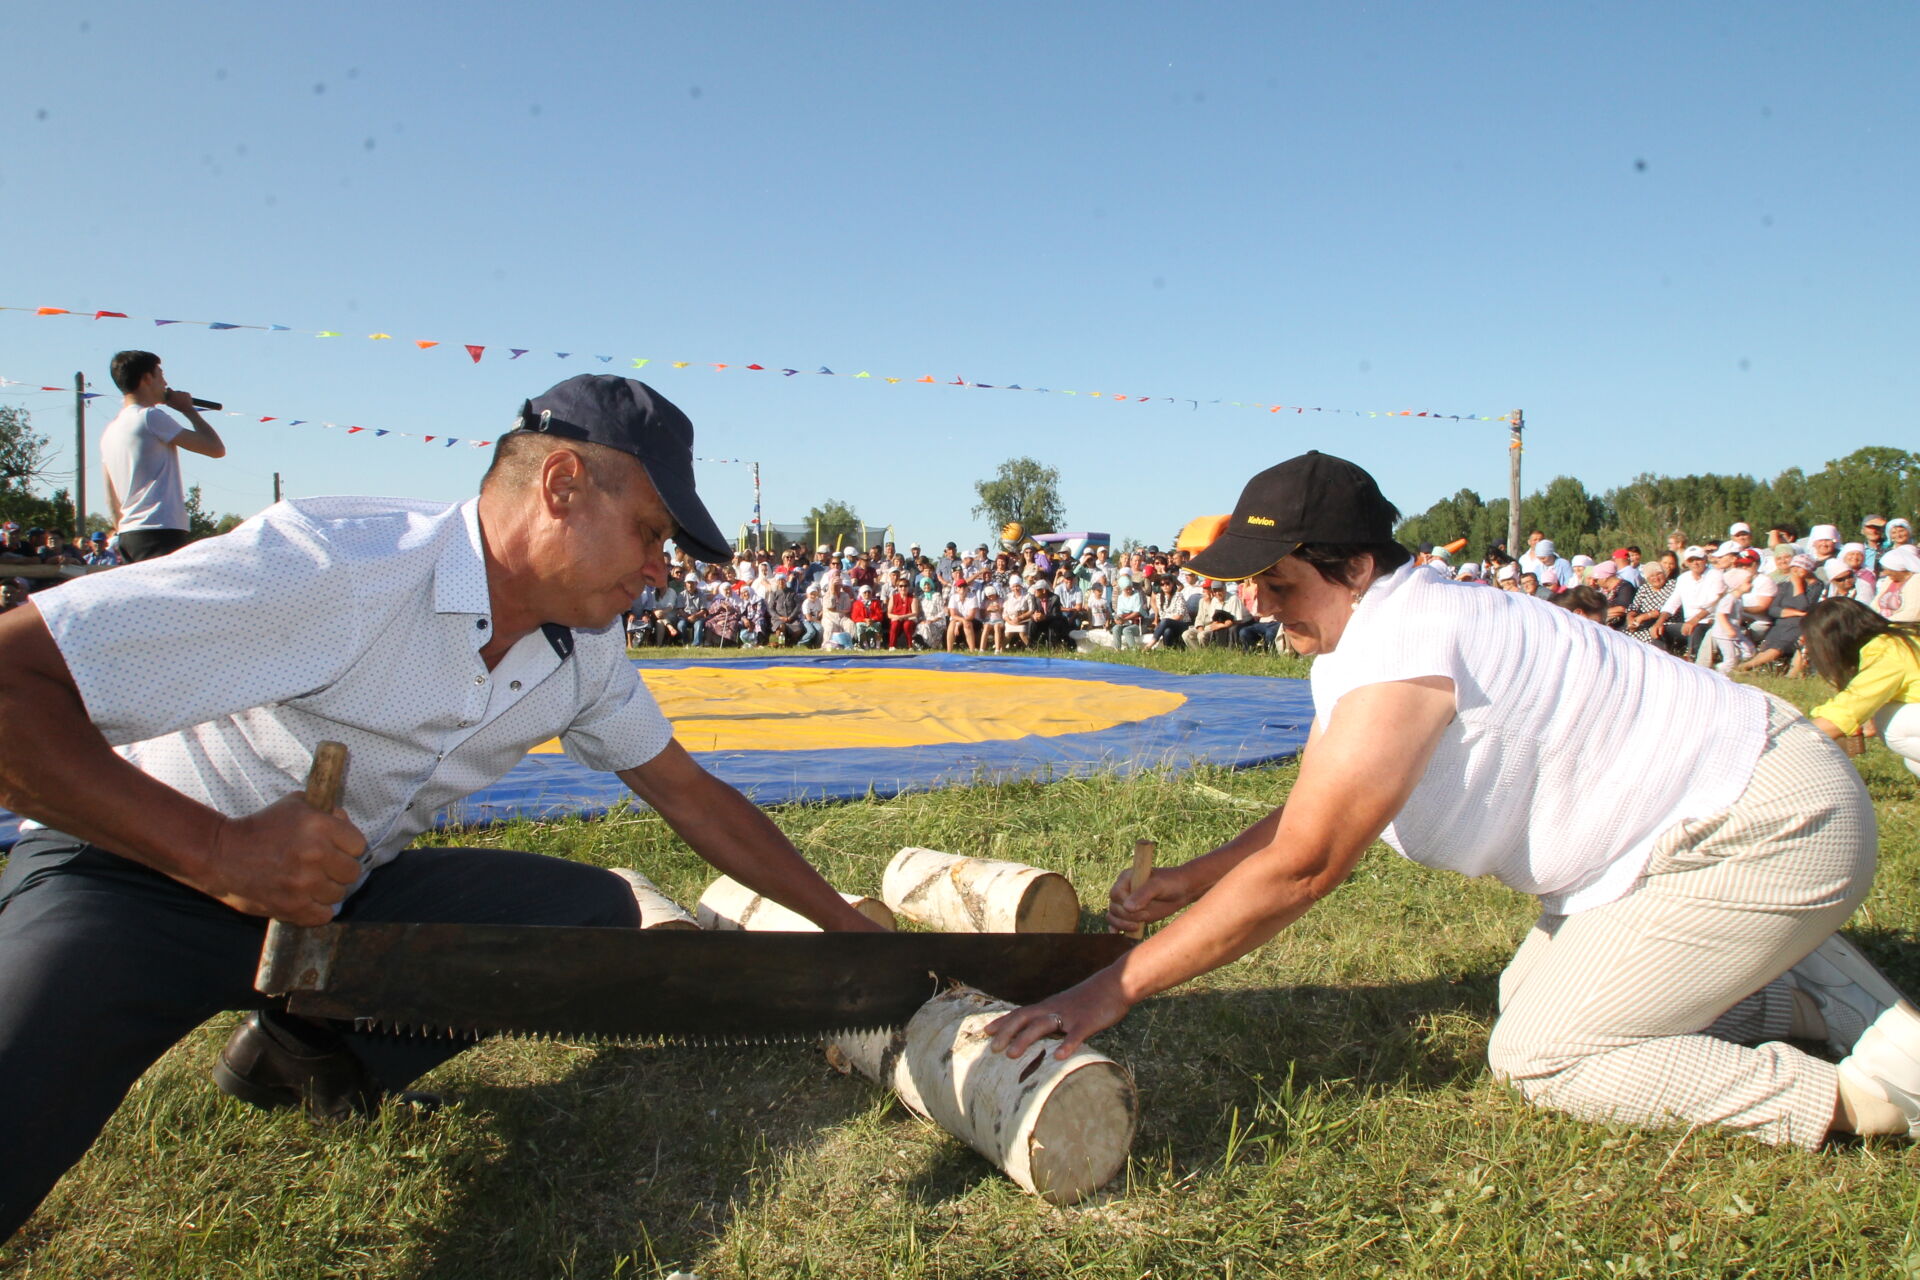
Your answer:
[531,664,1185,754]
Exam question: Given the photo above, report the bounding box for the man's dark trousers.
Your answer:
[0,831,639,1238]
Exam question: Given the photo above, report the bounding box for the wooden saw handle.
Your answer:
[255,741,350,995]
[1125,839,1156,941]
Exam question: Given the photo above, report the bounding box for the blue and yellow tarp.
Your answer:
[0,655,1311,846]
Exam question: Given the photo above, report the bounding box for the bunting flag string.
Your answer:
[3,302,1517,425]
[0,374,494,455]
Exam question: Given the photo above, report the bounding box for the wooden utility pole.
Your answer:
[273,472,282,504]
[73,373,87,536]
[1506,409,1524,554]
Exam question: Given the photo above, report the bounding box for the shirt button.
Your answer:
[476,618,488,630]
[459,719,473,727]
[474,675,486,685]
[510,680,522,691]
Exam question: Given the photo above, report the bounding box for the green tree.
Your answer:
[183,486,246,540]
[801,498,863,553]
[971,457,1065,541]
[0,406,58,528]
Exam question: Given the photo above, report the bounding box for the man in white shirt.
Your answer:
[98,350,228,562]
[0,375,883,1239]
[1668,546,1727,657]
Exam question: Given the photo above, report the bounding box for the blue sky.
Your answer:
[4,2,1915,549]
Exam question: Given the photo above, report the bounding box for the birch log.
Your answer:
[695,874,896,931]
[881,846,1080,934]
[824,986,1137,1206]
[610,868,699,930]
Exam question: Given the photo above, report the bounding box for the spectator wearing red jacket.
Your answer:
[886,584,916,649]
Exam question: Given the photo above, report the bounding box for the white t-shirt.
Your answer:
[1310,563,1768,914]
[101,404,190,533]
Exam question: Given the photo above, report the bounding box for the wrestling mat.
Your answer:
[0,654,1311,846]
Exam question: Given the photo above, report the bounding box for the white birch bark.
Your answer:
[824,985,1136,1205]
[609,867,698,930]
[695,874,896,932]
[881,847,1081,934]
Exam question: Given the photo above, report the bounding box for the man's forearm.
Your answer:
[0,615,222,881]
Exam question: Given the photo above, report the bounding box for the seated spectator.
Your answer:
[1626,561,1681,651]
[83,532,119,567]
[1825,560,1873,606]
[1028,581,1067,649]
[1556,585,1608,624]
[946,577,980,651]
[736,584,769,648]
[1188,581,1245,647]
[1001,580,1032,651]
[765,571,805,647]
[1873,545,1920,622]
[1669,547,1723,656]
[1143,575,1192,651]
[1699,567,1756,673]
[1112,576,1147,649]
[0,580,24,612]
[886,578,917,649]
[1072,583,1116,651]
[981,583,1006,653]
[1588,561,1632,628]
[849,585,885,648]
[800,585,825,648]
[1738,553,1823,673]
[1521,572,1551,599]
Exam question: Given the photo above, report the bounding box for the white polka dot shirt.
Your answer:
[33,496,671,877]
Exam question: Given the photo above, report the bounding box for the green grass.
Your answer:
[5,657,1919,1277]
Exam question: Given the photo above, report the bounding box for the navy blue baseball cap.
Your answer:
[513,375,731,563]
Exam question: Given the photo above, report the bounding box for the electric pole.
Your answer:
[74,373,87,536]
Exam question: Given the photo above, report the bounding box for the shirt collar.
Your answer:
[433,498,492,618]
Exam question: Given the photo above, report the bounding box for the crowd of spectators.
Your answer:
[623,538,1283,655]
[1418,515,1920,676]
[0,522,119,614]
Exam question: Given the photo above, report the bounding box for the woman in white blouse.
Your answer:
[992,452,1918,1151]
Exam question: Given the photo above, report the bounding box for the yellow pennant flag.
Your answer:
[369,333,393,340]
[672,361,690,368]
[315,331,340,338]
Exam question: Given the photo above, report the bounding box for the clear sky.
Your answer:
[4,2,1915,550]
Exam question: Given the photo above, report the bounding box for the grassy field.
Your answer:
[5,648,1920,1278]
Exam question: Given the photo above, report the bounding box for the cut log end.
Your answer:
[1023,1058,1137,1206]
[610,868,699,931]
[1013,873,1082,934]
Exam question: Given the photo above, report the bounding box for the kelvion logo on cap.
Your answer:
[1246,515,1276,527]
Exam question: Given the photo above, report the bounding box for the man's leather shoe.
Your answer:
[212,1012,386,1123]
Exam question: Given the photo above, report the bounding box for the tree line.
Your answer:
[1393,447,1920,559]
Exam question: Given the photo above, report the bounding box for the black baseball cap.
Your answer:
[1186,451,1399,582]
[514,375,730,563]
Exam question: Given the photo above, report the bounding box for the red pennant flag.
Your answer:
[416,340,439,350]
[347,426,365,434]
[474,440,492,447]
[94,311,128,320]
[423,435,435,442]
[465,345,484,363]
[36,307,69,316]
[258,416,276,423]
[745,363,764,370]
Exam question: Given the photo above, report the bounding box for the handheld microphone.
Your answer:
[189,396,223,411]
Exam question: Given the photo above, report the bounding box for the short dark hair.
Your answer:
[1291,541,1414,590]
[1557,585,1607,621]
[110,350,161,394]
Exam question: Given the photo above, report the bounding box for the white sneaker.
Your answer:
[1788,933,1908,1056]
[1837,1002,1920,1137]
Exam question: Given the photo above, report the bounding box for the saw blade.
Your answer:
[264,922,1132,1043]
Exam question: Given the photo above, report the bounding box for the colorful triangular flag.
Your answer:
[465,345,484,363]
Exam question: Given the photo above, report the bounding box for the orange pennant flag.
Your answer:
[916,375,935,383]
[36,307,70,316]
[416,340,439,350]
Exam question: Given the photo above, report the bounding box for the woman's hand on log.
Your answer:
[985,970,1132,1061]
[1107,865,1194,934]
